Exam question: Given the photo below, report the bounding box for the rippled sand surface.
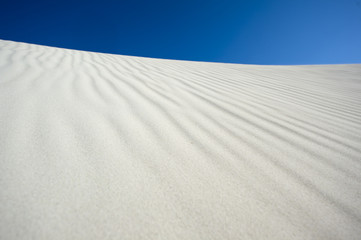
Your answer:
[1,40,361,239]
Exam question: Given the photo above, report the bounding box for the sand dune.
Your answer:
[0,39,361,239]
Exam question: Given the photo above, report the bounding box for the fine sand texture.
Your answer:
[1,39,361,240]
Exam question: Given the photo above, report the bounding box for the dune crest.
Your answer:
[0,39,361,239]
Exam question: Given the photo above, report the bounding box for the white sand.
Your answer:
[0,39,361,239]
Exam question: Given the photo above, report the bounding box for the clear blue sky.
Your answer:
[0,0,360,65]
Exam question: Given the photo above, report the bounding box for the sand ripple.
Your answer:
[1,40,361,239]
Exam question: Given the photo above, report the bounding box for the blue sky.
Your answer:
[0,0,360,65]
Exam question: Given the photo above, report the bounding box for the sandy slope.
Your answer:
[0,39,361,240]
